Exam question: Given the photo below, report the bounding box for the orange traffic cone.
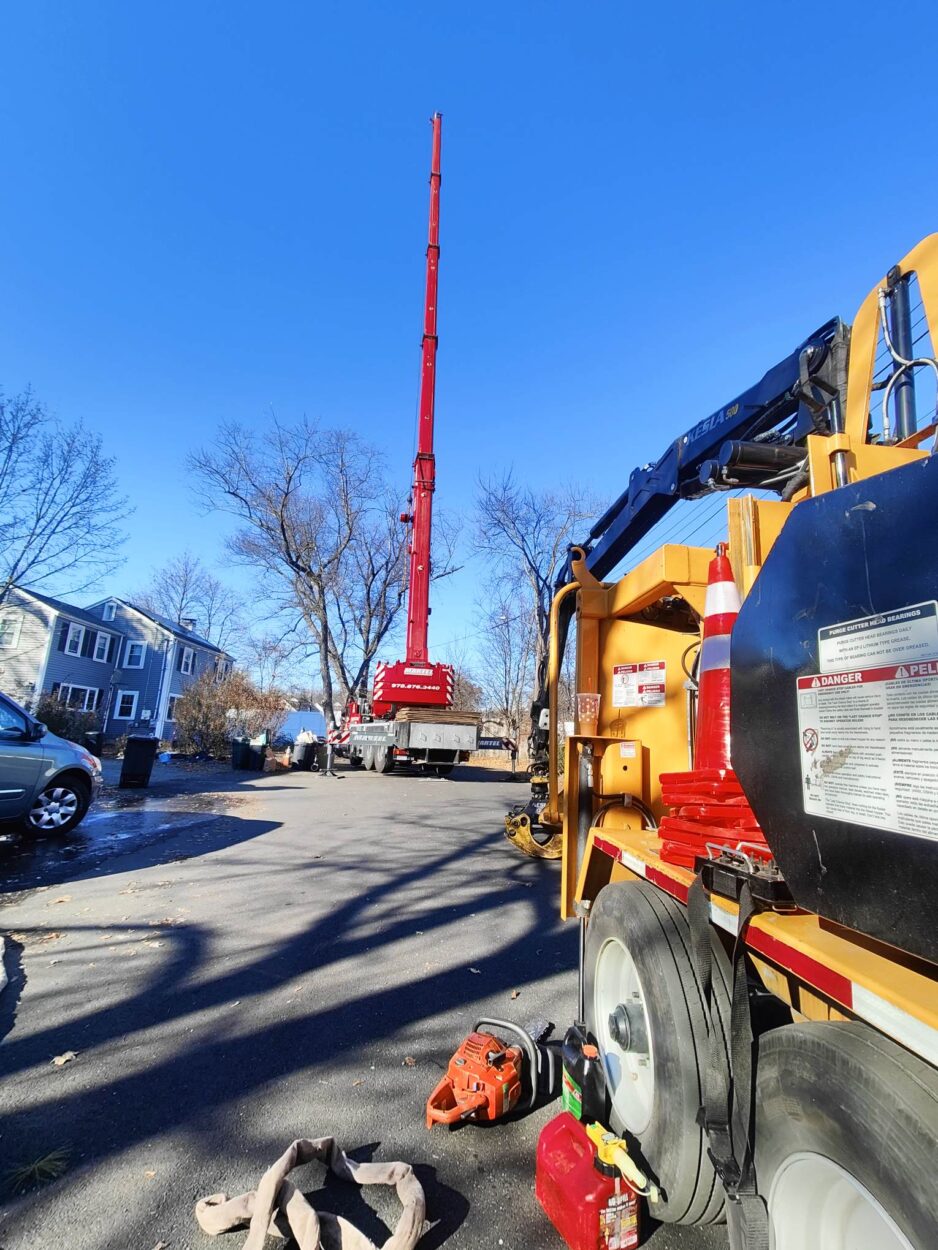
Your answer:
[693,543,741,772]
[658,544,769,869]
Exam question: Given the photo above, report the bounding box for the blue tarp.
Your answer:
[279,709,327,742]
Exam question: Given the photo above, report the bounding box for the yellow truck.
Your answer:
[538,235,938,1247]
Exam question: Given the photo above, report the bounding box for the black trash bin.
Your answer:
[83,731,104,756]
[231,738,249,770]
[119,735,159,789]
[244,741,267,770]
[291,741,312,770]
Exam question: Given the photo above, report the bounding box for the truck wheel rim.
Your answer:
[769,1152,913,1250]
[28,787,80,830]
[593,935,655,1134]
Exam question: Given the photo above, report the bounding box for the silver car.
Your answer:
[0,690,103,834]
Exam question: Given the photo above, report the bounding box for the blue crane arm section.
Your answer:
[575,317,843,582]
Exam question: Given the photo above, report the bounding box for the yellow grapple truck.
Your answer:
[538,235,938,1248]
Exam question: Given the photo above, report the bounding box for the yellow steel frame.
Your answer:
[552,234,938,1062]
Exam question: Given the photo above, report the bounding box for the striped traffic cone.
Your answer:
[693,543,741,772]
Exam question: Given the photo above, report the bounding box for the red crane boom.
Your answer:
[372,112,453,715]
[405,110,442,664]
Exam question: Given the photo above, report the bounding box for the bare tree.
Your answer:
[132,552,241,650]
[0,389,129,605]
[475,472,598,696]
[475,575,538,742]
[240,631,312,693]
[449,664,484,713]
[190,418,416,727]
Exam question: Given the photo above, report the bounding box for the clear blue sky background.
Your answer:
[2,1,938,677]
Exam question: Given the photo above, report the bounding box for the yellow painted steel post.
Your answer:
[542,578,581,829]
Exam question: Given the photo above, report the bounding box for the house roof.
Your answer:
[123,603,231,656]
[13,587,117,631]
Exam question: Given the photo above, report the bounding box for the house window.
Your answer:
[124,640,146,668]
[0,615,22,648]
[64,623,85,656]
[214,658,231,681]
[166,695,179,721]
[59,684,100,712]
[93,631,112,663]
[180,647,195,675]
[103,602,117,622]
[113,689,138,720]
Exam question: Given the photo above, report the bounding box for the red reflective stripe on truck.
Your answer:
[646,865,689,902]
[747,926,854,1008]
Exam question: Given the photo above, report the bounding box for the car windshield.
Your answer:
[0,697,27,738]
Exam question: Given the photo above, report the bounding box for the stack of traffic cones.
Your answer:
[658,544,770,869]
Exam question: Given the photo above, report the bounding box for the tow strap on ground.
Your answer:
[195,1136,427,1250]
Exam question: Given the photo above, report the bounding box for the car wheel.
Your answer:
[24,777,91,835]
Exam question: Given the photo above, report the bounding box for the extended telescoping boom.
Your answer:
[402,110,442,671]
[344,114,479,774]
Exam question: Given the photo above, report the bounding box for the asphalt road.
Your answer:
[0,764,728,1250]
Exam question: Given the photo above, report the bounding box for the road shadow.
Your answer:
[0,804,573,1246]
[0,935,25,1046]
[0,813,281,894]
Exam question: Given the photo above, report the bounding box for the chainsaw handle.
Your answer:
[474,1018,541,1111]
[425,1075,488,1128]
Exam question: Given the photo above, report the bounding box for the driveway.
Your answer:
[0,765,727,1249]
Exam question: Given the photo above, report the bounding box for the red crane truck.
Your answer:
[345,114,479,776]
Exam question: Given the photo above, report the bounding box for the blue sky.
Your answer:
[2,1,938,676]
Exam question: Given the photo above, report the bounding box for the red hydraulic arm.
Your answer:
[404,112,442,664]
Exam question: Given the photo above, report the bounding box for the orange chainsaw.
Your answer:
[426,1017,555,1129]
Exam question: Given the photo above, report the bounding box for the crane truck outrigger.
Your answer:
[345,114,479,776]
[531,235,938,1248]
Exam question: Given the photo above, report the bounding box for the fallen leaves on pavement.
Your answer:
[51,1051,78,1067]
[10,930,64,946]
[402,1056,417,1067]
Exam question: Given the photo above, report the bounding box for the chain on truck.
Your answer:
[528,235,938,1248]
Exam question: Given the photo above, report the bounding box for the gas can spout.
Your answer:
[585,1122,661,1204]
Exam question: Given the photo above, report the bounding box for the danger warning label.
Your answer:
[797,659,938,841]
[612,661,666,708]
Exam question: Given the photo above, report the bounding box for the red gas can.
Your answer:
[536,1112,640,1250]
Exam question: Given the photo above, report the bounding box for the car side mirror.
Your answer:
[29,721,47,741]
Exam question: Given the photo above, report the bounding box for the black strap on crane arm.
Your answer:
[688,875,770,1249]
[566,318,842,585]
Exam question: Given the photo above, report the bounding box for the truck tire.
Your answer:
[585,879,730,1225]
[362,745,376,771]
[746,1022,938,1250]
[376,746,395,773]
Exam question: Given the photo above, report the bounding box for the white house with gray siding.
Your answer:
[0,588,233,741]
